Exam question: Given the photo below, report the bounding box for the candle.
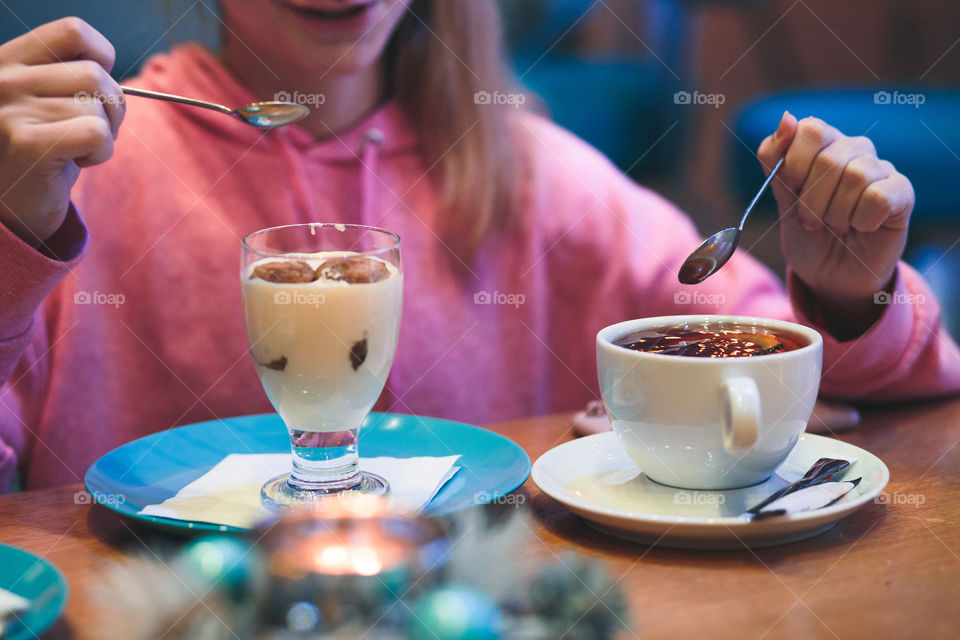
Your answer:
[261,494,444,581]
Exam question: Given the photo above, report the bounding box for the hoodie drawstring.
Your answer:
[358,128,384,227]
[276,130,320,223]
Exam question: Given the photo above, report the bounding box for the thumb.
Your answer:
[757,110,797,170]
[757,110,798,212]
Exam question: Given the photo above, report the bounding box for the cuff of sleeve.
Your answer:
[0,204,88,338]
[787,265,925,395]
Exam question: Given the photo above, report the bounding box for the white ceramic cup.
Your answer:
[597,315,823,490]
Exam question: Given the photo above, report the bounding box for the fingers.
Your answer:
[55,116,114,167]
[850,172,914,233]
[760,116,905,235]
[8,116,114,168]
[31,60,123,99]
[38,61,124,136]
[797,136,877,232]
[822,157,891,233]
[3,60,125,137]
[781,117,844,192]
[12,96,111,134]
[0,18,115,71]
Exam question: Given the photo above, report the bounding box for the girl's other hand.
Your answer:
[758,111,915,338]
[0,18,124,246]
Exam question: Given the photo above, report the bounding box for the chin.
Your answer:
[275,0,404,67]
[221,0,407,78]
[295,40,386,77]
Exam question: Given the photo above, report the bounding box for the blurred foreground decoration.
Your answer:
[93,496,629,639]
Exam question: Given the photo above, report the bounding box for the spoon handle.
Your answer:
[738,157,784,230]
[120,86,234,116]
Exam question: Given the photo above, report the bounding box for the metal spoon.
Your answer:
[120,86,310,128]
[678,157,784,284]
[744,457,851,518]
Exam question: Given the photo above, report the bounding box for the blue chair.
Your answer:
[500,0,688,179]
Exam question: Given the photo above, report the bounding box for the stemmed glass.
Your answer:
[241,223,402,510]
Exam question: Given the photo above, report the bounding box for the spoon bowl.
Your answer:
[678,227,740,284]
[678,157,783,284]
[234,101,310,127]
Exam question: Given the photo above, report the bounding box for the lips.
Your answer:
[273,0,384,38]
[279,0,377,19]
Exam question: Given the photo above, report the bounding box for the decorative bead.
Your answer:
[410,586,504,640]
[179,535,261,600]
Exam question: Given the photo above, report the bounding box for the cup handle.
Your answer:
[722,376,760,452]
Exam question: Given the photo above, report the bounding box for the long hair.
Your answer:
[387,0,523,263]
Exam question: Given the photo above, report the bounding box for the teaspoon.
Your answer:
[120,86,310,128]
[678,157,784,284]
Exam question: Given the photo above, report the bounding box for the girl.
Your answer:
[0,1,957,489]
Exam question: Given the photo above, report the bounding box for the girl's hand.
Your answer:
[0,18,124,246]
[757,111,915,338]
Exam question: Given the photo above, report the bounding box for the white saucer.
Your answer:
[532,432,889,549]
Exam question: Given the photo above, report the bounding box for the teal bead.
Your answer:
[180,535,260,599]
[410,586,504,640]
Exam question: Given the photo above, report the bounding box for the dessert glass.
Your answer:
[241,224,402,510]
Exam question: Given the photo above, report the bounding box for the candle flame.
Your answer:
[352,546,383,576]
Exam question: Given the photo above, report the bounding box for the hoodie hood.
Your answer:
[130,44,421,163]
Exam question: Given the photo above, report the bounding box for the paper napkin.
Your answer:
[139,454,460,529]
[0,587,29,618]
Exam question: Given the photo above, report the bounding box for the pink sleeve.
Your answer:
[0,205,87,489]
[788,263,960,401]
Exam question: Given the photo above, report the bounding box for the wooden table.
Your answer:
[2,399,960,639]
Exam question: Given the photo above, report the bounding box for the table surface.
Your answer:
[2,399,960,639]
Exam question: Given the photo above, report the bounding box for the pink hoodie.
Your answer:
[1,45,958,490]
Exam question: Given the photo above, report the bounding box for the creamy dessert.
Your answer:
[242,252,403,433]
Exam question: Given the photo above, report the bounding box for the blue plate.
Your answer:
[84,413,531,533]
[0,543,69,640]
